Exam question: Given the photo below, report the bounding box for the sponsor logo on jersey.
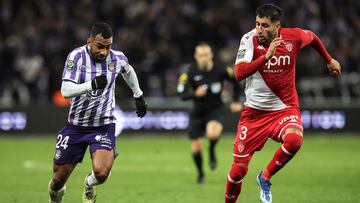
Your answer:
[279,115,299,125]
[95,133,112,145]
[257,45,265,50]
[263,55,291,73]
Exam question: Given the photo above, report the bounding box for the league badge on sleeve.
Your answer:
[67,60,74,70]
[237,49,246,60]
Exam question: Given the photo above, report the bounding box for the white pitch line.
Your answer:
[23,160,35,169]
[22,160,50,171]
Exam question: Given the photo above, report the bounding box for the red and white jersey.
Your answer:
[235,28,314,111]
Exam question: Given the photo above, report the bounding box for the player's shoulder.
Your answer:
[241,29,256,41]
[280,27,305,39]
[67,45,86,61]
[110,49,126,57]
[110,49,129,63]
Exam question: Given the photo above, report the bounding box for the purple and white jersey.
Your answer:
[62,45,129,127]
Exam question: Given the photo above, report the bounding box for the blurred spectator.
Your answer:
[0,0,359,106]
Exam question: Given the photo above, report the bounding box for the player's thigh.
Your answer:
[205,107,225,138]
[206,120,223,138]
[92,149,115,171]
[87,123,117,171]
[271,109,303,142]
[188,116,206,140]
[233,112,272,162]
[53,124,88,165]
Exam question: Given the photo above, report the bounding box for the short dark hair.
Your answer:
[90,22,112,39]
[256,4,282,22]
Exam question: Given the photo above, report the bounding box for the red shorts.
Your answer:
[233,106,303,163]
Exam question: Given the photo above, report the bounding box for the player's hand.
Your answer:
[195,85,207,97]
[91,74,108,90]
[134,95,147,118]
[230,102,243,113]
[265,37,284,60]
[327,58,341,76]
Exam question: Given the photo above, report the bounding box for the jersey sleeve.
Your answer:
[235,33,254,65]
[296,28,332,62]
[177,71,194,100]
[62,50,82,84]
[296,28,314,48]
[118,54,130,74]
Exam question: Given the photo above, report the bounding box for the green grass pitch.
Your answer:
[0,133,359,203]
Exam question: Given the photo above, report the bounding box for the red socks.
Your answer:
[225,164,248,203]
[262,133,303,180]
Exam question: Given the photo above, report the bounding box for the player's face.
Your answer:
[255,16,280,44]
[194,46,213,70]
[87,34,113,62]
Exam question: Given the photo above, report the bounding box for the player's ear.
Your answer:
[275,22,281,30]
[87,38,91,45]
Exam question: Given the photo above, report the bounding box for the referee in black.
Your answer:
[177,43,242,184]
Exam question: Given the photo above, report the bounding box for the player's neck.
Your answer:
[198,61,213,71]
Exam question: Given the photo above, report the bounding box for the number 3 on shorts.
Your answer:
[239,126,247,140]
[56,134,69,150]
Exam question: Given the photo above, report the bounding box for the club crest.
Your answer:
[108,63,116,72]
[237,143,245,153]
[285,42,293,52]
[54,150,61,160]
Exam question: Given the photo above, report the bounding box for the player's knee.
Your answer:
[191,139,202,153]
[228,163,248,183]
[283,133,303,154]
[94,168,111,184]
[206,121,222,138]
[51,176,66,191]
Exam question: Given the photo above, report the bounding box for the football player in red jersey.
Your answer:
[224,4,341,203]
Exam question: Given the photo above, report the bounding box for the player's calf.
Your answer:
[48,180,66,203]
[50,175,67,191]
[83,170,112,203]
[93,168,111,184]
[225,163,248,203]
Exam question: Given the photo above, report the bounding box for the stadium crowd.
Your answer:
[0,0,359,107]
